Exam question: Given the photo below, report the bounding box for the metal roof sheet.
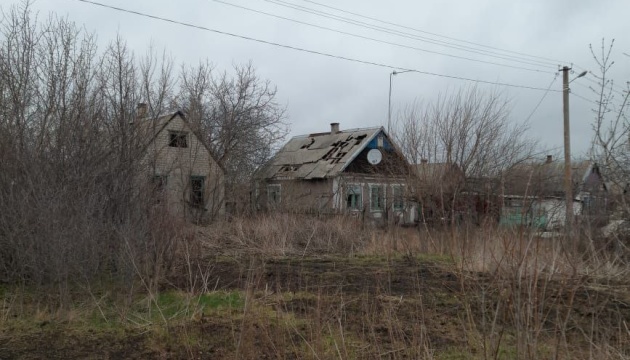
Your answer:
[260,127,383,180]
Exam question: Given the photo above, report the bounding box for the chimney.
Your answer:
[136,103,148,119]
[546,155,553,163]
[330,122,340,134]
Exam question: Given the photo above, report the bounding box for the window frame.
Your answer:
[267,184,281,206]
[345,184,363,211]
[392,184,404,211]
[168,131,189,148]
[190,175,206,208]
[369,184,385,212]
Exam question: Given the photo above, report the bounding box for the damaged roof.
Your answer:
[502,159,602,197]
[258,126,384,180]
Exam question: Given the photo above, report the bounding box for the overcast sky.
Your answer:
[26,0,630,158]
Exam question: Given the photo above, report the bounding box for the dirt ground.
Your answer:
[1,255,629,359]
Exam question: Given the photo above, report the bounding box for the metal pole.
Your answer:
[387,70,415,134]
[562,66,573,236]
[388,71,394,134]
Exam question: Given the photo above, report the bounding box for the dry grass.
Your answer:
[196,214,369,257]
[2,214,630,359]
[197,214,630,279]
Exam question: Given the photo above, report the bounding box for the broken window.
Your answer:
[280,165,301,172]
[346,184,362,210]
[392,185,404,210]
[370,185,384,211]
[267,184,281,206]
[169,131,188,148]
[190,176,205,208]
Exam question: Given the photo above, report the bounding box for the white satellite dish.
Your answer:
[367,149,382,165]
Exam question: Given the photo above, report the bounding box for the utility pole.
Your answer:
[562,66,573,236]
[561,66,588,237]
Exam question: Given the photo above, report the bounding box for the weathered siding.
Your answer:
[143,114,224,221]
[256,178,333,213]
[499,197,580,230]
[255,175,415,225]
[336,175,415,225]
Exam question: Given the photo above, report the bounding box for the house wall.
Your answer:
[255,178,333,214]
[540,198,582,230]
[500,197,580,230]
[255,174,415,225]
[144,115,224,222]
[337,174,415,225]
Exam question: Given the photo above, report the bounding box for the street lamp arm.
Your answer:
[388,69,415,134]
[569,70,588,83]
[393,69,415,76]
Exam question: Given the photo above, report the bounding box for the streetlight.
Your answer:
[388,70,414,134]
[562,66,587,236]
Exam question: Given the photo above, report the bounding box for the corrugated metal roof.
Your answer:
[259,127,383,180]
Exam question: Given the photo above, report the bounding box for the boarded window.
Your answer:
[346,184,362,210]
[190,176,205,208]
[370,185,384,211]
[392,185,404,210]
[169,131,188,148]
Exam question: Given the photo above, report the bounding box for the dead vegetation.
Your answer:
[2,215,630,359]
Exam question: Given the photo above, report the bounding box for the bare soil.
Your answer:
[2,255,629,359]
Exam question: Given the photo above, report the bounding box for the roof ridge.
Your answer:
[291,126,382,139]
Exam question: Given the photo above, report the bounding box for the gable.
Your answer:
[138,111,223,173]
[342,130,409,176]
[365,132,394,151]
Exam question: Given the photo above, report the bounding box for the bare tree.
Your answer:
[396,86,533,178]
[589,40,630,209]
[0,1,285,291]
[178,61,288,185]
[393,86,535,224]
[0,2,181,294]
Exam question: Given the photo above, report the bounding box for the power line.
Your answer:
[260,0,560,69]
[570,91,598,106]
[212,0,551,74]
[297,0,568,65]
[576,76,628,98]
[523,73,558,123]
[73,0,561,92]
[573,64,629,94]
[265,0,560,68]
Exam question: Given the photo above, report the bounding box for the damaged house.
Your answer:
[500,156,607,229]
[253,123,415,224]
[136,104,225,222]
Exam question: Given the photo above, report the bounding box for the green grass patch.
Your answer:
[149,290,244,319]
[197,291,243,310]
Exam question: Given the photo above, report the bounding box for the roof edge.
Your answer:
[338,126,384,173]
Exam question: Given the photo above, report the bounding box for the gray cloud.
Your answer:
[28,0,630,157]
